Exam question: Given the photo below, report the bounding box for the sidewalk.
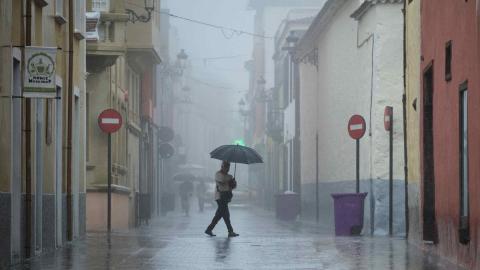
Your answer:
[12,205,464,270]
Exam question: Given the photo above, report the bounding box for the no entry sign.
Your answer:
[348,115,366,140]
[98,109,122,134]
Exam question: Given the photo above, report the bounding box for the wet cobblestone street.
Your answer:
[14,206,464,270]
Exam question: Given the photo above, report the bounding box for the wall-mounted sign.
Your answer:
[24,46,57,98]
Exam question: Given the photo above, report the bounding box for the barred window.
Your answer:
[55,0,63,16]
[92,0,109,12]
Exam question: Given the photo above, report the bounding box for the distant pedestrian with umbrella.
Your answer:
[205,144,263,237]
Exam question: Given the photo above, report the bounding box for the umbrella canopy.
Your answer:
[173,172,196,182]
[210,145,263,164]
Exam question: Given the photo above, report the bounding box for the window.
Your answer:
[75,0,85,32]
[445,41,452,81]
[55,0,64,16]
[459,81,469,244]
[92,0,110,12]
[127,65,140,123]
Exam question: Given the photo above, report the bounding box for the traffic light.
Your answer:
[233,139,245,146]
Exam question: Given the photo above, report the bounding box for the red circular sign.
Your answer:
[348,115,366,140]
[98,109,123,134]
[384,106,393,131]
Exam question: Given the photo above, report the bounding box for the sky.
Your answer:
[160,0,255,178]
[162,0,254,102]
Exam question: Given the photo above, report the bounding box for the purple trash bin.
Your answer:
[331,192,368,236]
[275,191,300,221]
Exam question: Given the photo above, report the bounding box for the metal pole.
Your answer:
[316,133,319,223]
[157,153,160,216]
[389,108,394,236]
[402,94,409,237]
[107,134,112,232]
[356,139,360,193]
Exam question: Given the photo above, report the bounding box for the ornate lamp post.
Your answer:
[177,49,189,70]
[126,0,155,23]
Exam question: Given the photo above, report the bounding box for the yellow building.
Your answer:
[405,0,422,242]
[0,0,87,267]
[85,0,162,230]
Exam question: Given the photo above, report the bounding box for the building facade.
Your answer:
[85,0,162,230]
[419,0,480,267]
[246,0,324,207]
[404,0,421,242]
[266,12,317,210]
[295,0,406,234]
[0,0,87,267]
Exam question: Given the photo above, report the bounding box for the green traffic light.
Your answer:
[234,139,245,146]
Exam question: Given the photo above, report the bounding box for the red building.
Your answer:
[420,0,480,267]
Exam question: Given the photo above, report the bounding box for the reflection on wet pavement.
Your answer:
[12,207,464,270]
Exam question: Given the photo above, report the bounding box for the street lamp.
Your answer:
[158,49,189,77]
[256,77,270,103]
[238,98,246,108]
[282,31,299,52]
[177,49,189,70]
[286,31,299,48]
[238,98,249,117]
[126,0,155,23]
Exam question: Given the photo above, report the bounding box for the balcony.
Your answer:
[266,110,284,142]
[86,11,129,73]
[125,0,162,66]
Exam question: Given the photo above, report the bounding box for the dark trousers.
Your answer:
[207,200,233,232]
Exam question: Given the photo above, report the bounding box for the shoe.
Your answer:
[205,230,216,237]
[228,232,239,237]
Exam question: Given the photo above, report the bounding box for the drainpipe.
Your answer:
[356,24,375,235]
[24,0,32,258]
[402,0,410,238]
[66,0,74,241]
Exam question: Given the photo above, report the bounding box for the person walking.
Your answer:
[179,179,194,216]
[205,161,239,237]
[196,180,207,212]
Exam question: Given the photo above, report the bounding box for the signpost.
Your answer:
[157,127,175,216]
[98,109,123,232]
[348,115,366,193]
[385,106,394,236]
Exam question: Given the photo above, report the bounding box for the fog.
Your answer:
[163,0,253,182]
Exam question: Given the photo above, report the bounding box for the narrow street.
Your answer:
[14,205,462,270]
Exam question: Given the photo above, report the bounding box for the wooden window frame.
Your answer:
[459,80,469,245]
[445,41,452,82]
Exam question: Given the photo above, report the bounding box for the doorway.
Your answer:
[72,93,80,238]
[11,55,22,264]
[422,65,437,243]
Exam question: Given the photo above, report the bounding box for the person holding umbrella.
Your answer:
[205,161,239,237]
[205,143,263,237]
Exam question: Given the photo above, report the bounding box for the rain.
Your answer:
[0,0,476,269]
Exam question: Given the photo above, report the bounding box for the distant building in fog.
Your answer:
[246,0,324,207]
[85,0,163,230]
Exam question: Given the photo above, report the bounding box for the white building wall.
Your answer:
[315,0,368,184]
[299,1,405,235]
[299,62,318,185]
